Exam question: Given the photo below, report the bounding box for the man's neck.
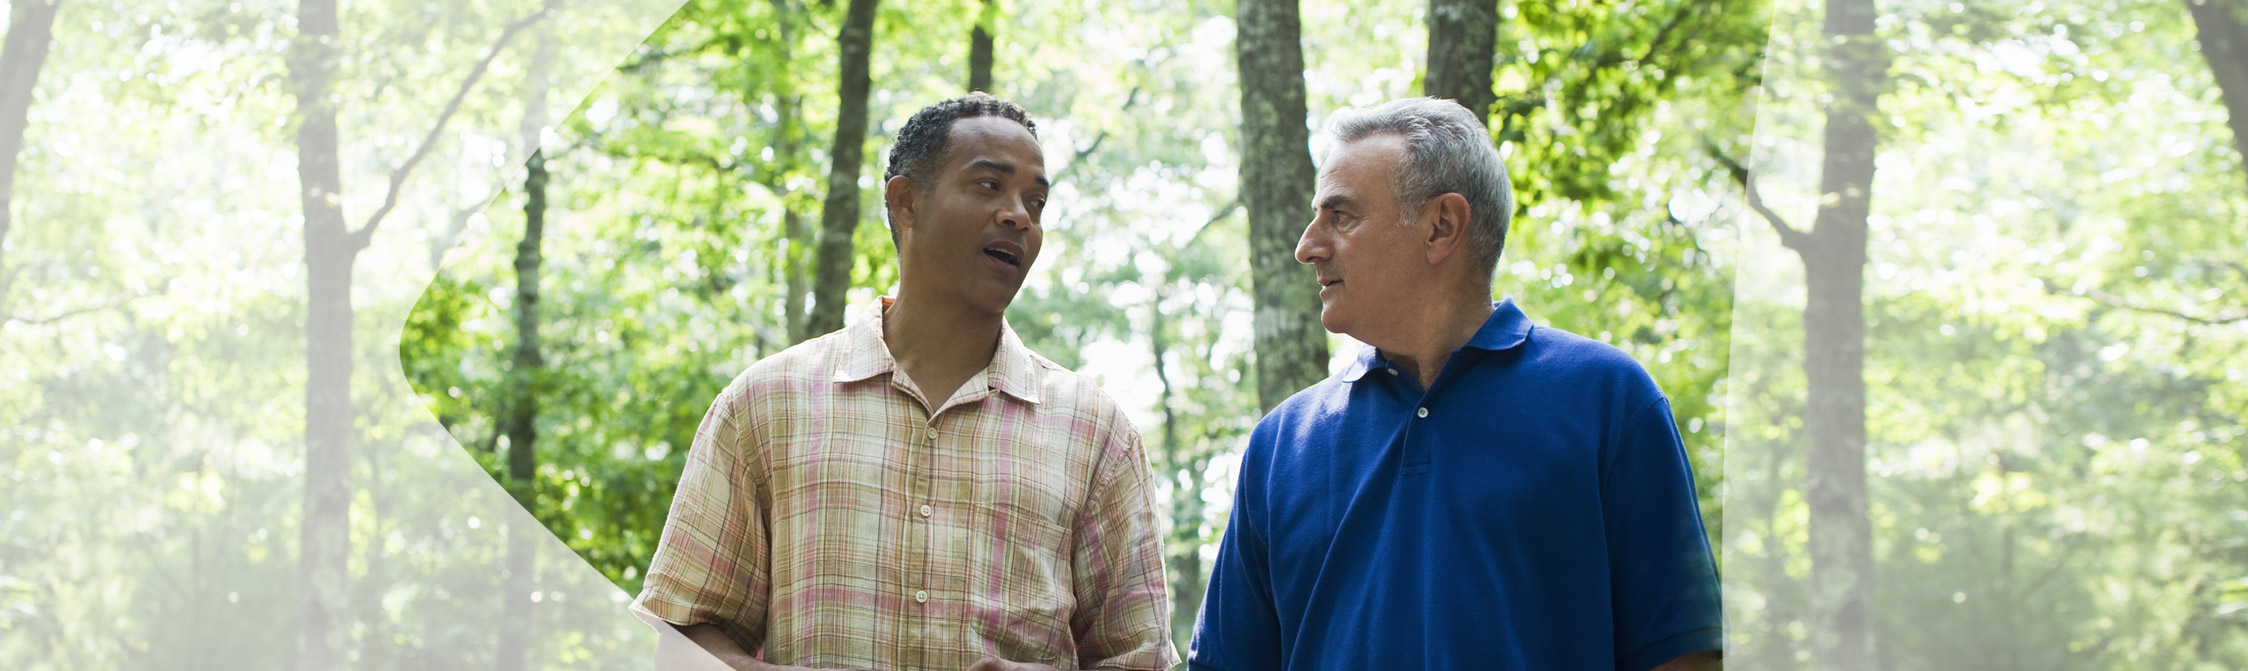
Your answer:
[882,292,1005,410]
[1374,284,1495,391]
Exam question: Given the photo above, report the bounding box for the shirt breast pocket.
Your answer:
[968,473,1078,666]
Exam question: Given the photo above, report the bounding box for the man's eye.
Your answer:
[979,180,1000,190]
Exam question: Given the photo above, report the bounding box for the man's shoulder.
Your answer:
[1020,349,1133,429]
[710,330,851,411]
[1516,321,1665,401]
[1522,322,1651,373]
[1250,374,1356,443]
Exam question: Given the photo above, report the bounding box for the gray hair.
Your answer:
[1325,97,1515,274]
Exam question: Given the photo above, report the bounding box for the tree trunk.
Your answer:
[0,0,62,305]
[763,0,812,345]
[498,13,557,668]
[498,148,547,671]
[291,0,352,667]
[969,0,994,92]
[2186,0,2248,187]
[779,97,811,344]
[1236,0,1329,413]
[1423,0,1497,124]
[806,0,879,339]
[1147,290,1201,650]
[1800,0,1884,667]
[290,3,539,667]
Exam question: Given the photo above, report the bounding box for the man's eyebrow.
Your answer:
[1315,193,1356,211]
[969,158,1050,188]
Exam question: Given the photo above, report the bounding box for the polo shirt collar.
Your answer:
[1339,298,1534,383]
[831,297,1043,405]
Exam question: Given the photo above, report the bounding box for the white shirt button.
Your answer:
[1416,407,1429,418]
[1386,368,1398,375]
[919,504,933,518]
[926,429,937,440]
[914,590,929,603]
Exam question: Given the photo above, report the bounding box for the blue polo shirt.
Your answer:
[1188,299,1720,671]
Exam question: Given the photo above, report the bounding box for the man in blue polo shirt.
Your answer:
[1187,97,1722,671]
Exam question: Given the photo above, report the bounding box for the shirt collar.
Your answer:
[1339,298,1535,382]
[831,297,1043,405]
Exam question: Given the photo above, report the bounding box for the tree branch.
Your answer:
[1193,197,1242,243]
[2081,286,2248,325]
[2013,532,2085,602]
[350,5,556,251]
[2,291,139,326]
[1702,136,1812,252]
[1637,4,1695,65]
[1073,129,1108,164]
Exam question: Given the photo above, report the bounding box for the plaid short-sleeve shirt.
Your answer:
[633,299,1179,670]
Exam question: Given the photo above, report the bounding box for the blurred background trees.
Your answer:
[3,0,2243,668]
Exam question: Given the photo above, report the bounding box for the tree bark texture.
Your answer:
[291,0,352,667]
[806,0,879,339]
[1423,0,1498,124]
[2186,0,2248,188]
[1236,0,1329,413]
[1800,0,1885,668]
[0,0,62,304]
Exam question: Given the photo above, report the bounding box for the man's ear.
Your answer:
[884,175,920,240]
[1423,192,1472,266]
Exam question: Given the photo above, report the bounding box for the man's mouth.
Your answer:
[983,241,1024,268]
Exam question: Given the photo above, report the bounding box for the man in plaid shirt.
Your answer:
[632,94,1179,671]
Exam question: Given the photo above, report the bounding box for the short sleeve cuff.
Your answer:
[1084,637,1181,671]
[1617,626,1721,671]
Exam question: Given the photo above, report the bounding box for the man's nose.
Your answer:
[997,194,1032,230]
[1294,217,1325,265]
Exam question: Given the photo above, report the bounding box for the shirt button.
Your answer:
[926,429,937,440]
[914,590,929,604]
[918,504,933,518]
[1386,368,1398,375]
[1416,407,1429,418]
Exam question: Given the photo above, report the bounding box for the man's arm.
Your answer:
[656,621,870,671]
[655,621,758,671]
[635,382,785,668]
[1065,427,1181,670]
[1604,397,1724,671]
[1185,423,1285,671]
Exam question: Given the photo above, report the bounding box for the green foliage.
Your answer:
[1721,0,2248,667]
[16,0,2241,667]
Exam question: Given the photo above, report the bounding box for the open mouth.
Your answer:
[983,242,1024,268]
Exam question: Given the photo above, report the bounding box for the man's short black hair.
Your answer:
[882,93,1038,236]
